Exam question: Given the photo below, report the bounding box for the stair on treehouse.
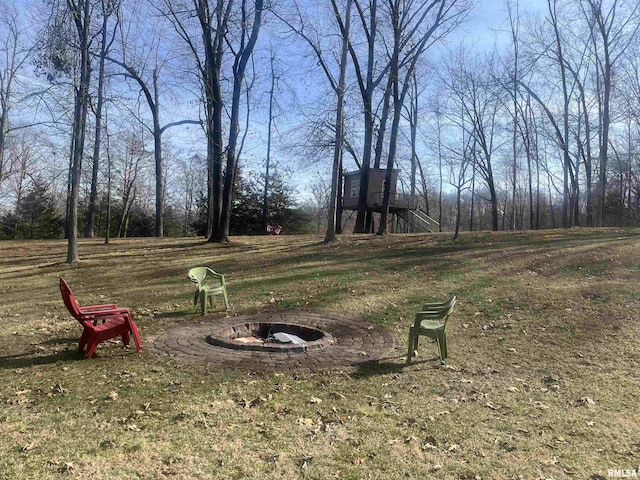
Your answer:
[396,207,439,233]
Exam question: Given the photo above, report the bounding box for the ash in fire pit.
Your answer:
[207,322,334,353]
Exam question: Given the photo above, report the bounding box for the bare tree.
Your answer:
[325,0,353,242]
[349,0,391,233]
[377,0,469,235]
[582,0,640,225]
[85,0,118,238]
[106,2,200,237]
[506,0,520,230]
[175,154,205,236]
[262,53,277,233]
[443,50,502,231]
[0,3,34,194]
[64,0,92,263]
[276,0,354,241]
[165,0,263,243]
[114,131,146,238]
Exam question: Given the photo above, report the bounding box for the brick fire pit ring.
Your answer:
[151,311,396,371]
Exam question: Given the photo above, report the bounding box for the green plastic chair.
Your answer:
[187,267,229,315]
[406,296,456,365]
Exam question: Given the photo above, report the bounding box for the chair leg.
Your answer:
[406,330,417,364]
[441,333,448,362]
[121,332,130,347]
[85,339,99,359]
[128,319,142,353]
[223,288,229,310]
[193,290,199,312]
[436,333,447,364]
[199,291,207,315]
[78,329,90,353]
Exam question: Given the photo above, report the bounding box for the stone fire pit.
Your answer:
[151,311,396,371]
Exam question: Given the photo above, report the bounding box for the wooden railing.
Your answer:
[368,191,419,210]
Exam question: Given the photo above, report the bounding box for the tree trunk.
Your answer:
[85,2,110,238]
[262,54,276,232]
[353,0,378,234]
[153,69,164,237]
[325,0,352,243]
[437,110,443,231]
[66,0,92,263]
[454,185,462,240]
[104,122,112,245]
[216,0,263,243]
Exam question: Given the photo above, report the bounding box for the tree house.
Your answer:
[342,168,439,233]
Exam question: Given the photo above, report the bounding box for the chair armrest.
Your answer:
[81,304,118,312]
[80,308,131,322]
[415,311,447,322]
[204,274,226,288]
[207,272,225,282]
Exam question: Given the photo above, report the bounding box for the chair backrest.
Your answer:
[441,296,457,324]
[59,278,85,323]
[188,267,223,289]
[421,295,456,312]
[414,295,457,327]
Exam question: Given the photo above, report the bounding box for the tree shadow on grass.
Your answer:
[40,336,78,346]
[154,311,191,320]
[0,348,82,370]
[350,355,407,379]
[350,354,446,379]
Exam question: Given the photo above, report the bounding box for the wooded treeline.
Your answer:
[0,0,638,260]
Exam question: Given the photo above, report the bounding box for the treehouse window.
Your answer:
[350,178,360,198]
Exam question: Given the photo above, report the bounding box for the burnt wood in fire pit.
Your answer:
[206,322,334,353]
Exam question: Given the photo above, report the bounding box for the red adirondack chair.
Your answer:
[59,278,142,358]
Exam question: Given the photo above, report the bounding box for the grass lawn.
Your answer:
[1,228,639,479]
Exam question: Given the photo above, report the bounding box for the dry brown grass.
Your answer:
[1,228,639,479]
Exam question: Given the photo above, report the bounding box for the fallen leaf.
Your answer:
[299,455,313,469]
[486,402,502,410]
[52,384,67,395]
[249,395,271,407]
[309,396,322,404]
[298,417,315,426]
[108,391,118,401]
[21,442,37,452]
